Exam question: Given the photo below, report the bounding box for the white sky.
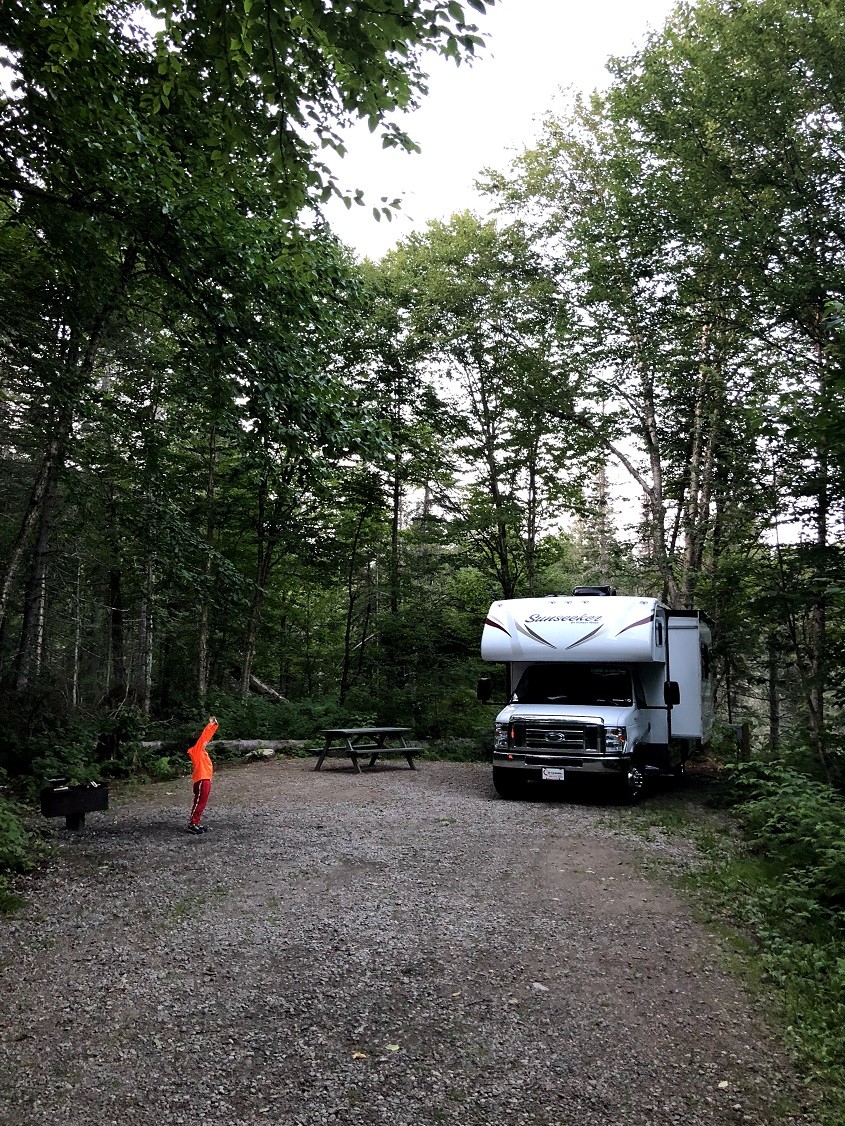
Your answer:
[325,0,677,260]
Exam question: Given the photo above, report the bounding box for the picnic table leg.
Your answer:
[314,745,329,771]
[405,753,417,770]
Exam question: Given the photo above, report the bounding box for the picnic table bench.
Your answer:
[315,727,423,773]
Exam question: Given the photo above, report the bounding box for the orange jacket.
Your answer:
[187,720,218,783]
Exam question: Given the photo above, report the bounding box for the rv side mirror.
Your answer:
[477,677,492,703]
[664,680,680,707]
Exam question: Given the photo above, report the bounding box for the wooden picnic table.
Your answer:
[314,727,423,773]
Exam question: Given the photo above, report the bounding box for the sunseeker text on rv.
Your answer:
[525,614,602,624]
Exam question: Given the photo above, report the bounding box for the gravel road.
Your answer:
[1,757,818,1126]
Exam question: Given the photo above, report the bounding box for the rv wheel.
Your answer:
[621,763,646,804]
[493,767,526,800]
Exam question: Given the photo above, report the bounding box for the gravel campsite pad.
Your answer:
[1,758,819,1126]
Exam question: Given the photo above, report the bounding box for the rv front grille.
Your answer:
[510,719,603,757]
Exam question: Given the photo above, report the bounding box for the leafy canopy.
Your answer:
[1,0,496,215]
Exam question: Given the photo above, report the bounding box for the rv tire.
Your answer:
[493,767,527,801]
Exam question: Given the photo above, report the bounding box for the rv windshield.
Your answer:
[512,664,634,707]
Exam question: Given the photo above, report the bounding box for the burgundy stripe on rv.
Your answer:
[515,621,556,648]
[615,613,655,636]
[564,624,604,650]
[484,617,511,636]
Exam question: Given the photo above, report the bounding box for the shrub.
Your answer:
[724,762,845,907]
[24,733,102,801]
[0,786,44,877]
[719,760,845,1089]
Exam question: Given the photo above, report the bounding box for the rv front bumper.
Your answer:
[492,750,629,775]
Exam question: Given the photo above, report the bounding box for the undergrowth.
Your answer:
[624,763,845,1124]
[0,776,47,915]
[720,764,845,1099]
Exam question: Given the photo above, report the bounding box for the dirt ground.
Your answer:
[0,757,820,1126]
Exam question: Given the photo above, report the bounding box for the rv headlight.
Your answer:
[605,726,628,754]
[494,723,509,750]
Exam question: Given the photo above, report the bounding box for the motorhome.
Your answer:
[478,587,713,801]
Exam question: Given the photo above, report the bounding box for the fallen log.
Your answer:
[139,739,310,753]
[248,674,288,703]
[226,667,289,703]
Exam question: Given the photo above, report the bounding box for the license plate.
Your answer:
[542,767,565,781]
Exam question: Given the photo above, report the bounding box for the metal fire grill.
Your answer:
[40,780,109,830]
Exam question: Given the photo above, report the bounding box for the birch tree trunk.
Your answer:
[72,560,83,709]
[197,424,217,704]
[240,473,284,701]
[469,358,518,599]
[14,462,59,692]
[807,338,830,771]
[138,560,154,717]
[339,510,366,704]
[0,436,61,653]
[768,631,781,755]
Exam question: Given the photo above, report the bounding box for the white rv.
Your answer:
[478,588,713,801]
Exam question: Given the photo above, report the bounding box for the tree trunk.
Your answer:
[524,441,539,596]
[198,424,217,704]
[108,565,128,704]
[0,434,62,652]
[641,371,679,606]
[768,631,780,755]
[34,568,47,676]
[138,560,154,717]
[241,470,287,701]
[14,462,59,692]
[679,325,722,609]
[339,511,366,704]
[248,672,288,703]
[595,462,610,578]
[389,449,401,617]
[806,331,830,772]
[240,468,268,700]
[6,246,139,690]
[356,561,375,685]
[473,361,517,598]
[72,560,83,709]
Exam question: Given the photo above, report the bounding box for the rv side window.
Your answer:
[511,664,634,707]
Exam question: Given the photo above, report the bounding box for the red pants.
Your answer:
[189,778,211,826]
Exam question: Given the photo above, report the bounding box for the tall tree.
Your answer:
[605,0,845,766]
[488,94,775,612]
[381,211,587,599]
[0,0,496,729]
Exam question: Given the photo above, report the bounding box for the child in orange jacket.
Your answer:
[186,716,218,835]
